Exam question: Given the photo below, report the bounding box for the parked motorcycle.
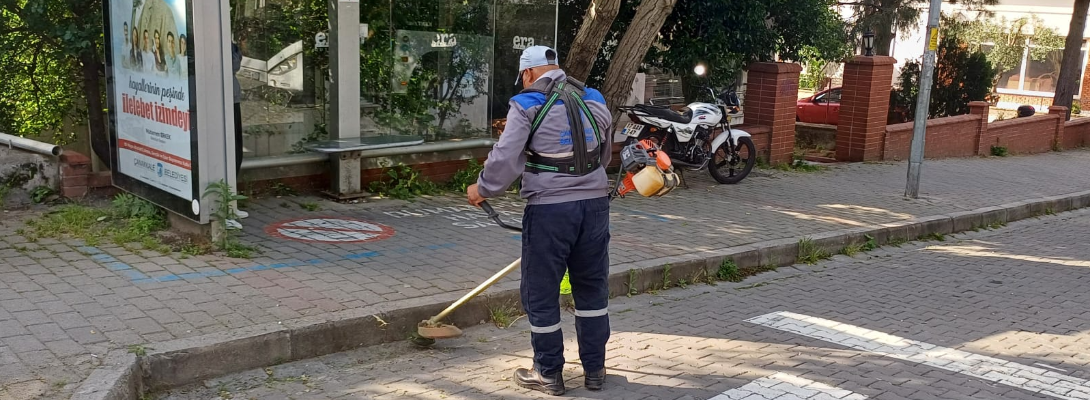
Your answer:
[617,66,756,185]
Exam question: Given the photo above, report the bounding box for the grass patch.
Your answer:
[300,202,320,212]
[487,301,522,329]
[22,193,170,252]
[717,259,743,282]
[797,237,831,264]
[990,145,1009,157]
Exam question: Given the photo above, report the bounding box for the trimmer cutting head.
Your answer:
[417,320,463,340]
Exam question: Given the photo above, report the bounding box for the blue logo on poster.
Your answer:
[157,163,164,177]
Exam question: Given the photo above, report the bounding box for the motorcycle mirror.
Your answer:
[694,64,707,76]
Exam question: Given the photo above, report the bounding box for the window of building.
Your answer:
[991,40,1086,97]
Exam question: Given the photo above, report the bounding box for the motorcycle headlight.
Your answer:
[270,57,299,76]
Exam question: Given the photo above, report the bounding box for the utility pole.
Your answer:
[906,0,941,199]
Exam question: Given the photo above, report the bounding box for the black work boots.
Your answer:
[584,368,606,391]
[514,368,565,396]
[514,368,608,395]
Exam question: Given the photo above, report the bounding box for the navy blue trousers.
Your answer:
[521,197,611,375]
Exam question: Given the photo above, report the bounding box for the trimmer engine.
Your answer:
[615,140,680,198]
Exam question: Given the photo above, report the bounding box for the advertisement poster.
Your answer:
[107,0,195,202]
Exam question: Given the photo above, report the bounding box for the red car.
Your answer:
[797,87,842,125]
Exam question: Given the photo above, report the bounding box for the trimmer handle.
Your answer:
[480,201,522,232]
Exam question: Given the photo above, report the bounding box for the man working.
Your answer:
[467,46,613,396]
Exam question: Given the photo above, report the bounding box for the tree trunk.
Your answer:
[80,49,111,169]
[564,0,622,82]
[1053,0,1090,121]
[600,0,677,123]
[875,25,895,56]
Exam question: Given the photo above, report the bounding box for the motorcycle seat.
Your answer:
[634,104,692,124]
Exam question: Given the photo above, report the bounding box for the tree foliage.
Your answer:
[893,17,995,119]
[558,0,849,100]
[651,0,850,90]
[960,15,1062,98]
[841,0,997,56]
[0,0,104,145]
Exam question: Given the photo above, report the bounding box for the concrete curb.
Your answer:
[71,189,1090,400]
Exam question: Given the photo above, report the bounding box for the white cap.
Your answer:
[516,45,559,85]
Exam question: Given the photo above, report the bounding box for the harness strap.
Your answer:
[520,77,604,176]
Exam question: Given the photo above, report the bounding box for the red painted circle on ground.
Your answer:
[265,217,395,244]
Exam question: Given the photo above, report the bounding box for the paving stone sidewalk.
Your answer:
[155,208,1090,400]
[1,150,1090,399]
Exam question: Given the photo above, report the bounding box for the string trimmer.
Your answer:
[413,140,677,347]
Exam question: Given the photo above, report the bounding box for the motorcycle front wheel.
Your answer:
[709,136,756,184]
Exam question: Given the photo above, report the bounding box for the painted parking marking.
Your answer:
[265,217,395,243]
[76,242,460,284]
[709,372,867,400]
[747,311,1090,400]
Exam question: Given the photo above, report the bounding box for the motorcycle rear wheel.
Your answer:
[709,136,756,184]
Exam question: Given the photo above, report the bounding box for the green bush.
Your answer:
[369,164,442,200]
[892,19,996,120]
[448,159,484,193]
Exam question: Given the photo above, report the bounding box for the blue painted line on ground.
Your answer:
[78,242,464,284]
[618,207,670,222]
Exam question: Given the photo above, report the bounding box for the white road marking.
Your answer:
[708,372,868,400]
[747,311,1090,400]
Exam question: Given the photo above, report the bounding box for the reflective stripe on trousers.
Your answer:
[521,197,611,375]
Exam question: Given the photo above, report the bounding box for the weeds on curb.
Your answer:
[887,237,909,247]
[988,221,1007,229]
[1045,207,1056,216]
[717,259,743,282]
[798,237,831,264]
[990,145,1009,157]
[127,344,149,357]
[626,269,639,297]
[661,264,673,290]
[840,242,864,257]
[918,232,946,242]
[487,301,522,329]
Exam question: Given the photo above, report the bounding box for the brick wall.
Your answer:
[883,115,981,161]
[361,158,486,187]
[988,116,1062,155]
[1064,118,1090,149]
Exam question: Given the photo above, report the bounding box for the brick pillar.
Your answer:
[969,101,991,155]
[744,62,803,165]
[836,56,896,162]
[1049,106,1068,150]
[59,151,91,199]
